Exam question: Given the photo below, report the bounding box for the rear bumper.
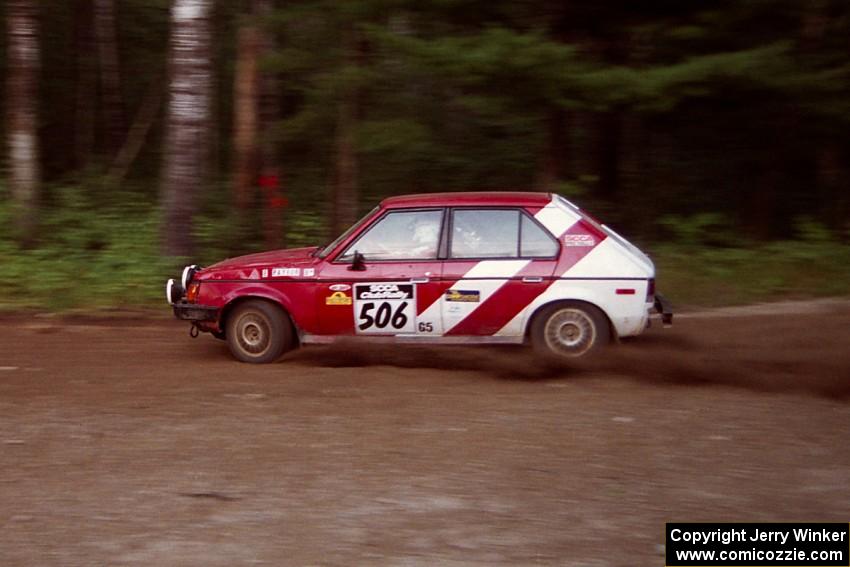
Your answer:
[654,293,674,325]
[172,303,219,322]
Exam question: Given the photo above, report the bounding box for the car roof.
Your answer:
[380,191,553,209]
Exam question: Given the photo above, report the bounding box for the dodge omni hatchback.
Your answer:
[166,192,672,363]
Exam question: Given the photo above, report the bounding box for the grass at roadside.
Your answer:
[1,192,848,312]
[651,240,850,308]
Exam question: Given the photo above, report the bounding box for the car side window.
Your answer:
[450,209,520,259]
[339,209,443,261]
[521,214,558,257]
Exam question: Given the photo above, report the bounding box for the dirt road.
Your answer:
[2,304,849,566]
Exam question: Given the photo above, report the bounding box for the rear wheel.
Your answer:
[225,300,294,363]
[531,302,610,357]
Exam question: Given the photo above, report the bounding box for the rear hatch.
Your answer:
[555,195,655,276]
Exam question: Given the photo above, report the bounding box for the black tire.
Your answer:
[531,301,610,358]
[225,300,294,363]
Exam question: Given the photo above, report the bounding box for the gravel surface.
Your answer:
[2,304,849,566]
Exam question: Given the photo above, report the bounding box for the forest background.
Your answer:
[1,0,849,311]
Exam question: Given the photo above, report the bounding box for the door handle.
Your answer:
[522,276,543,283]
[410,277,429,284]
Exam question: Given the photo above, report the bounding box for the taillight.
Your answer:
[646,278,655,302]
[186,282,200,303]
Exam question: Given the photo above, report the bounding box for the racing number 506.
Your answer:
[358,301,408,331]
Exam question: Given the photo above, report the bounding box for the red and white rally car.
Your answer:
[166,192,672,363]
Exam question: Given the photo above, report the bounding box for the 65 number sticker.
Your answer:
[354,283,416,334]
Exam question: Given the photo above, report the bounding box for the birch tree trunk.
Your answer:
[161,0,213,258]
[6,0,41,242]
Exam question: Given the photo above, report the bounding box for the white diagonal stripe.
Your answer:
[421,260,529,334]
[535,199,579,237]
[459,259,529,280]
[561,238,646,278]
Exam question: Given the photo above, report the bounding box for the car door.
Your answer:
[316,208,447,337]
[437,208,559,337]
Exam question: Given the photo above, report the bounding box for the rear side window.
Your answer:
[521,214,558,257]
[451,210,519,259]
[450,209,558,259]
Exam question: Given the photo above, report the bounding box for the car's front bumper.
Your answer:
[172,303,219,322]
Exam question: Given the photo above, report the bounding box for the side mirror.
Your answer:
[349,250,366,271]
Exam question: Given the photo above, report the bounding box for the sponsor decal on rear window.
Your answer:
[325,291,352,306]
[563,234,595,247]
[445,290,481,303]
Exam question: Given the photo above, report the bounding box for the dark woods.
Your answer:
[2,0,849,258]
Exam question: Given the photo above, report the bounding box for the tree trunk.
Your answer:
[108,74,164,183]
[256,0,284,249]
[801,0,847,232]
[535,107,568,191]
[332,96,358,237]
[537,10,574,193]
[94,0,125,152]
[331,28,362,237]
[6,0,41,243]
[597,110,622,201]
[160,0,213,258]
[816,145,846,232]
[232,0,283,249]
[232,21,260,212]
[74,0,96,169]
[618,110,644,233]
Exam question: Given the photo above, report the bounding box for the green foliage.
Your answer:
[1,181,847,312]
[652,218,850,307]
[657,213,738,247]
[0,180,336,311]
[0,186,172,311]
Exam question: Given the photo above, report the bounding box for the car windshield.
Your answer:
[316,206,380,259]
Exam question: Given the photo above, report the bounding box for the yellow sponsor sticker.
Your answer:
[445,289,480,303]
[325,291,352,306]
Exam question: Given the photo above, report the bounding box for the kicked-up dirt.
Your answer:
[1,301,849,566]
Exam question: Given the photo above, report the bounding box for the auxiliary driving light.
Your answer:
[166,278,185,305]
[181,264,199,289]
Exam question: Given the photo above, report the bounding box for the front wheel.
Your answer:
[531,302,610,358]
[225,300,294,363]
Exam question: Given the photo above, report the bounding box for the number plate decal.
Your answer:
[353,283,416,334]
